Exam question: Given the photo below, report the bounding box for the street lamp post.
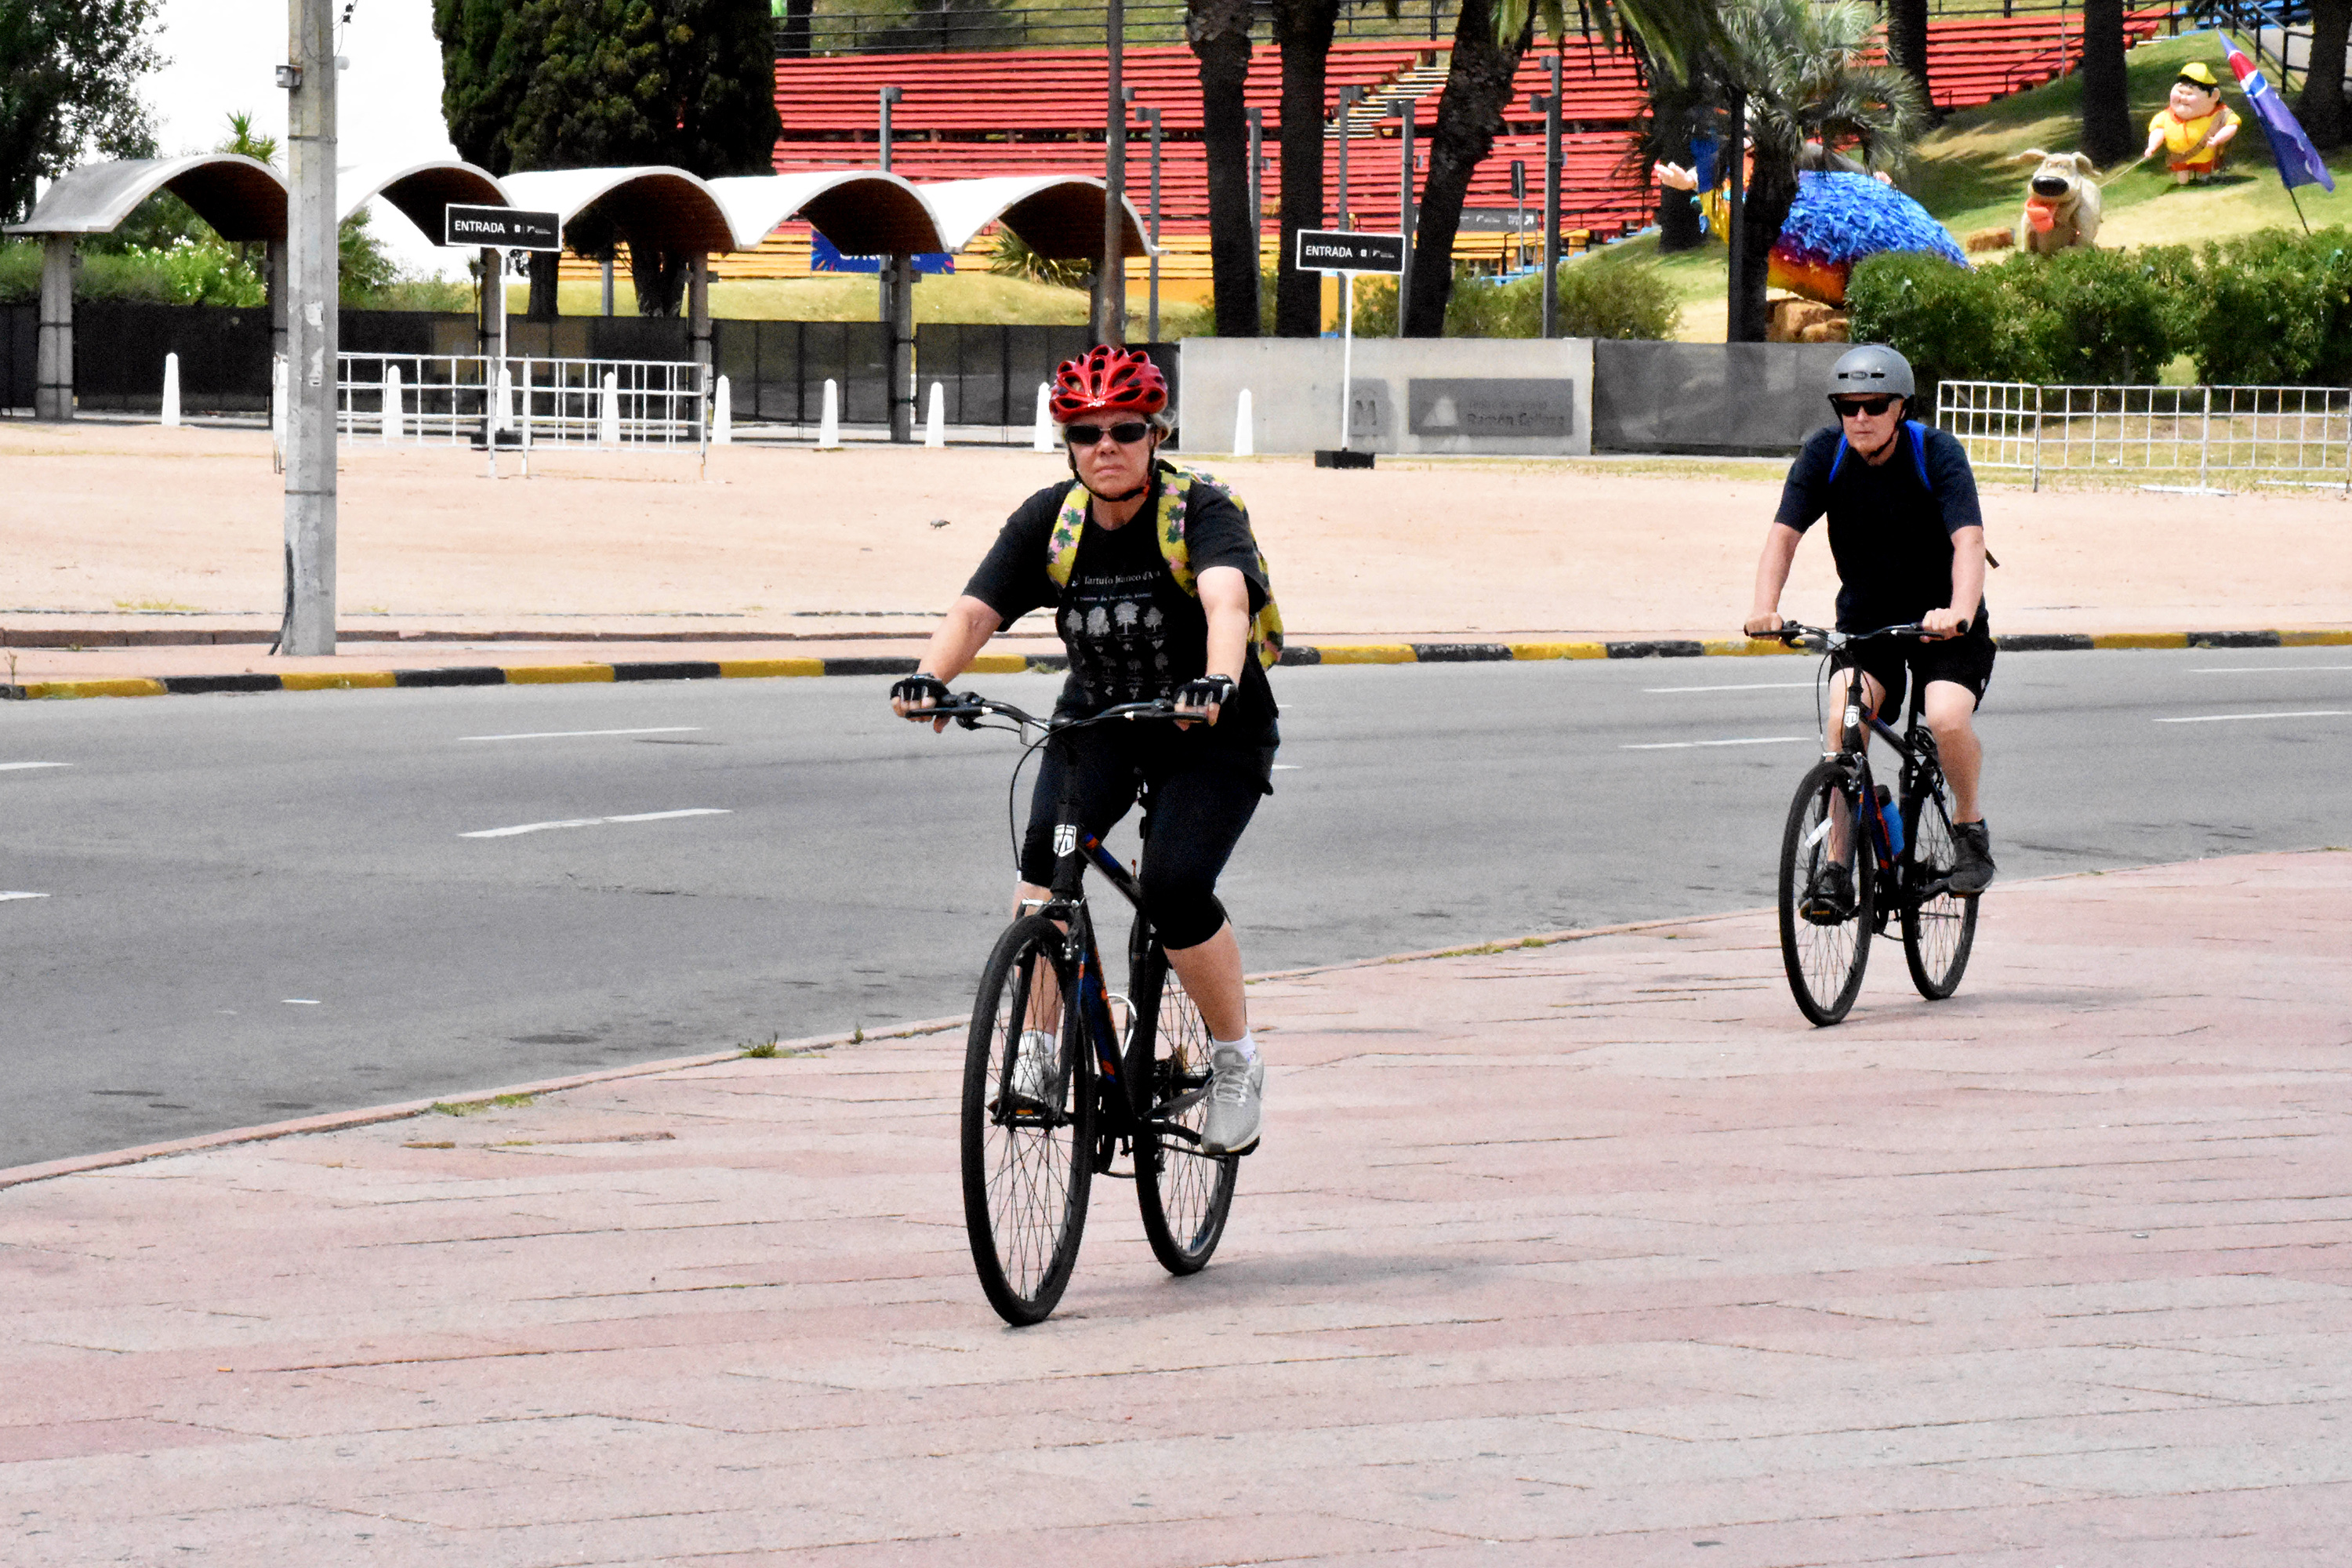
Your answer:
[1388,97,1416,337]
[1334,83,1364,232]
[1247,105,1265,326]
[1101,0,1127,344]
[1529,55,1562,339]
[1124,89,1163,343]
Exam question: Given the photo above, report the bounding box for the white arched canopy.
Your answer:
[5,154,287,241]
[339,158,508,238]
[919,176,1151,260]
[499,166,738,254]
[708,171,946,256]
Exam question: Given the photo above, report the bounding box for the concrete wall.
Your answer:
[1178,337,1595,458]
[1592,340,1849,456]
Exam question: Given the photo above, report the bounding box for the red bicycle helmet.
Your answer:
[1050,345,1168,423]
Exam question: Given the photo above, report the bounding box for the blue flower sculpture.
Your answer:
[1769,170,1970,306]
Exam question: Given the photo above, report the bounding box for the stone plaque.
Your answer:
[1406,377,1575,440]
[1347,381,1390,441]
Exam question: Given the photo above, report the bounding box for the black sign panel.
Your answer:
[443,205,563,251]
[1294,229,1406,274]
[1456,208,1536,233]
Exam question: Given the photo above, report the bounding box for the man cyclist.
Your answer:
[890,347,1277,1156]
[1744,343,1996,910]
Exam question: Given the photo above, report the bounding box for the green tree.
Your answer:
[434,0,782,318]
[1885,0,1933,125]
[1715,0,1922,342]
[2300,0,2350,152]
[1,0,161,223]
[1270,0,1342,338]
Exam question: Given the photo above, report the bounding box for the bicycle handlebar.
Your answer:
[1769,619,1963,652]
[903,694,1189,731]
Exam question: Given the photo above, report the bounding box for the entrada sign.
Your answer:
[1294,229,1406,274]
[442,205,563,251]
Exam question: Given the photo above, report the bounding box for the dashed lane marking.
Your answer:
[1621,736,1811,751]
[1642,681,1815,693]
[459,808,732,839]
[0,762,71,771]
[0,891,50,901]
[2190,665,2352,674]
[459,727,706,742]
[2156,710,2350,724]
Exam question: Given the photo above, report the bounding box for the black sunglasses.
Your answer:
[1065,420,1152,448]
[1831,394,1900,417]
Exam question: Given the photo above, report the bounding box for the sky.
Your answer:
[140,0,463,277]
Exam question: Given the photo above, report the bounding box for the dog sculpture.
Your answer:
[2014,149,2102,255]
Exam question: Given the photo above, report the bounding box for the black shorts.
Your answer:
[1853,626,1996,721]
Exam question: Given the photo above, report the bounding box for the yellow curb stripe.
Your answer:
[965,653,1031,674]
[1508,641,1610,661]
[2090,633,2189,650]
[281,671,398,691]
[1312,644,1417,665]
[1700,638,1807,657]
[22,678,168,699]
[717,658,826,679]
[2281,629,2352,646]
[503,664,615,684]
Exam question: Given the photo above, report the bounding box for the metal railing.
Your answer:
[1939,379,2352,492]
[778,0,1456,56]
[335,353,708,452]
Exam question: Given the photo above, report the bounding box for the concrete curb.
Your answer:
[5,629,2348,701]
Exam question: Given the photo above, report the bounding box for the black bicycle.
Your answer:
[920,692,1239,1326]
[1770,623,1980,1026]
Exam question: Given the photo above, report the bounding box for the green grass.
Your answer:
[430,1092,538,1117]
[534,270,1130,327]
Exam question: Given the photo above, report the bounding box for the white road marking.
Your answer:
[2156,710,2349,724]
[1272,764,1301,770]
[461,808,731,839]
[1621,736,1810,751]
[1642,681,1815,693]
[0,761,71,771]
[282,999,321,1005]
[0,891,49,901]
[2190,665,2352,674]
[459,727,704,742]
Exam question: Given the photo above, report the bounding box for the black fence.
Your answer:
[711,319,890,426]
[916,322,1093,430]
[2,303,32,413]
[779,0,1456,56]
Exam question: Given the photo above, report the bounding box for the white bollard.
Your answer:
[1031,381,1054,452]
[270,354,288,446]
[598,372,619,446]
[161,352,180,427]
[817,377,842,449]
[713,373,733,445]
[924,380,945,448]
[495,365,515,431]
[383,362,404,443]
[1232,388,1254,457]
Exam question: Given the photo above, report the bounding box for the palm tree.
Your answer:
[1715,0,1923,341]
[1886,0,1934,124]
[2300,0,2350,152]
[2078,0,2134,167]
[1188,0,1260,336]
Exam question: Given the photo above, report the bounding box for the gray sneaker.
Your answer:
[1948,820,1995,894]
[1009,1027,1058,1105]
[1198,1045,1264,1156]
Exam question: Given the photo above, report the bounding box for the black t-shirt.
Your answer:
[1775,423,1990,633]
[964,462,1279,756]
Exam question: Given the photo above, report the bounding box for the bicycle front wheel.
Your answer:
[1128,933,1237,1276]
[961,914,1094,1326]
[1777,759,1876,1026]
[1902,784,1980,1000]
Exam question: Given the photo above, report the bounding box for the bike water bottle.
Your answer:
[1874,784,1905,859]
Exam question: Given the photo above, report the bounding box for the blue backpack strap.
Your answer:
[1906,420,1930,488]
[1827,433,1851,485]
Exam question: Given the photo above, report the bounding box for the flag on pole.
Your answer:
[2224,40,2336,194]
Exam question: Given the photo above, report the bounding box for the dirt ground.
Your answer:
[5,421,2347,642]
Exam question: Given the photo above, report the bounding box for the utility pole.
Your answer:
[877,85,900,336]
[1247,106,1265,327]
[1335,84,1364,232]
[1726,89,1748,343]
[1532,55,1562,339]
[1125,90,1162,343]
[1389,97,1416,337]
[280,0,336,655]
[1099,0,1127,345]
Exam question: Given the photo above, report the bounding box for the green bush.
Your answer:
[2001,245,2182,386]
[2182,228,2352,385]
[1847,251,2020,382]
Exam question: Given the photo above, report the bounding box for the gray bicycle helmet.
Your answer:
[1828,343,1915,402]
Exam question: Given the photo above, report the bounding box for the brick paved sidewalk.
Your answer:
[5,851,2348,1565]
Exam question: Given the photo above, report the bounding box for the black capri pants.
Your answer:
[1018,727,1269,952]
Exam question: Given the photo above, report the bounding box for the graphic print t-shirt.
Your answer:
[961,464,1278,754]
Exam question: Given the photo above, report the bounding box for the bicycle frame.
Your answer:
[1801,625,1956,916]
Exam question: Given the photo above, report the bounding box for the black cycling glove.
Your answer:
[1175,673,1236,714]
[891,672,951,710]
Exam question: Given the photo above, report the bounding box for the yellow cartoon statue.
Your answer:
[2146,61,2241,184]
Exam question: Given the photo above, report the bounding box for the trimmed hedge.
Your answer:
[1850,228,2352,387]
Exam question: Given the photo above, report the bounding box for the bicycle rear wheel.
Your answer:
[960,914,1094,1326]
[1777,759,1876,1026]
[1902,783,1979,1000]
[1128,932,1237,1276]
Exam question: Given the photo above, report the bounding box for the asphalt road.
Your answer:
[4,646,2347,1168]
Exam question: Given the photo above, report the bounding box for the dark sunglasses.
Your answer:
[1065,420,1152,448]
[1831,394,1899,418]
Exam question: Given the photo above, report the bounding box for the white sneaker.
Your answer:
[1198,1044,1264,1156]
[1009,1028,1058,1104]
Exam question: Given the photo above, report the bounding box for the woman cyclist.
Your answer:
[890,347,1279,1156]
